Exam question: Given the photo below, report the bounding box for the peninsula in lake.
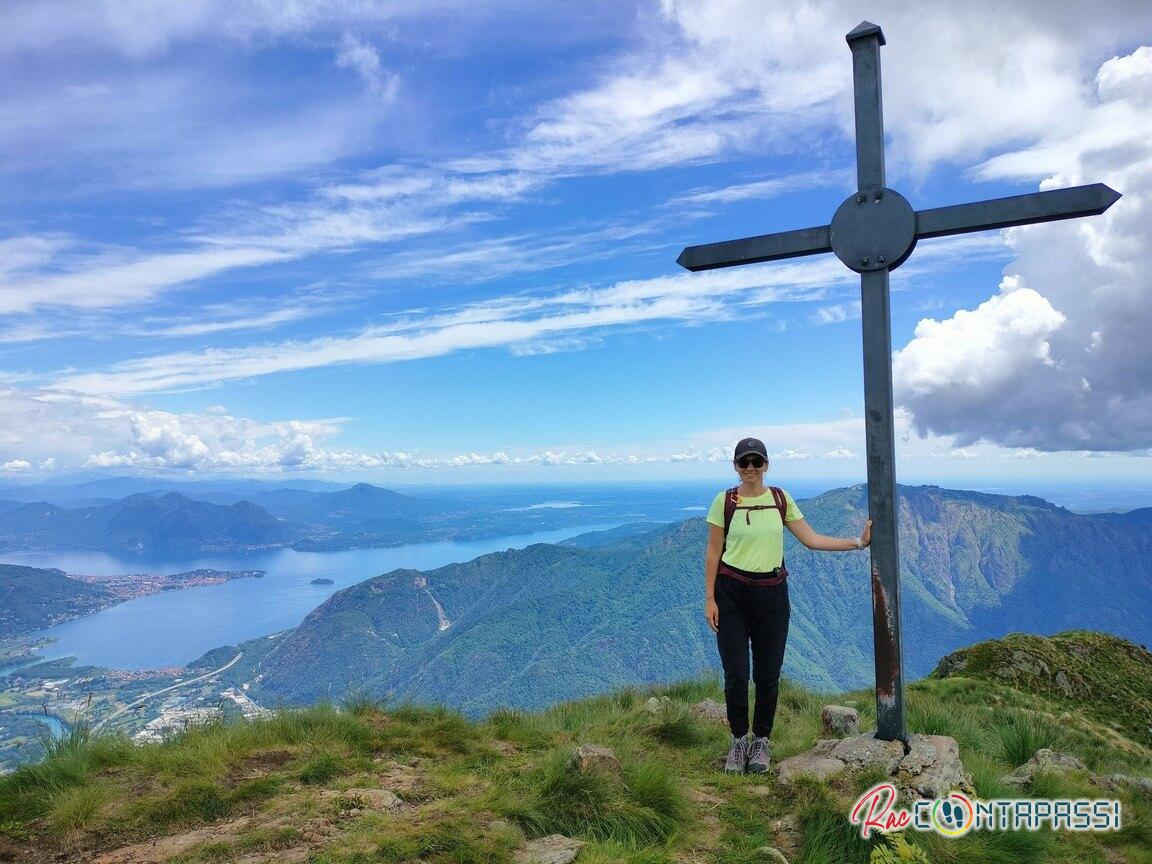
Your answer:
[0,565,266,638]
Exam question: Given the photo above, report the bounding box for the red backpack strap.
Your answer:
[722,486,739,540]
[769,486,787,521]
[770,486,789,575]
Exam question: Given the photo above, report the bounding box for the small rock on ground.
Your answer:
[755,847,790,864]
[691,699,728,725]
[821,705,859,738]
[514,834,585,864]
[1001,749,1088,785]
[569,744,619,774]
[644,696,673,713]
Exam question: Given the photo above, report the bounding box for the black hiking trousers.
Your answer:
[715,572,790,739]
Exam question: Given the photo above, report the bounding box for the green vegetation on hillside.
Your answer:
[931,630,1152,747]
[0,564,114,637]
[2,666,1150,864]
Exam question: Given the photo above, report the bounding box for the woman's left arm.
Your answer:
[785,517,872,551]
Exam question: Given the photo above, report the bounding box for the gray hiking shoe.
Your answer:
[747,736,772,774]
[724,735,749,774]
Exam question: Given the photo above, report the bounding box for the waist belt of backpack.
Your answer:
[717,559,787,586]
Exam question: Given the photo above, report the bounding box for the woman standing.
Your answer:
[704,437,872,774]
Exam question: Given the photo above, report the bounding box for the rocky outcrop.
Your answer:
[776,731,974,799]
[1000,748,1088,785]
[1000,749,1152,795]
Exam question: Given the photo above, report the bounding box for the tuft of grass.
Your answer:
[612,685,642,711]
[295,749,344,784]
[389,703,477,755]
[778,678,825,716]
[483,707,556,750]
[372,816,517,864]
[0,724,136,823]
[1024,766,1097,801]
[644,704,706,749]
[995,714,1069,768]
[965,753,1015,800]
[712,789,782,864]
[651,672,723,705]
[341,690,388,717]
[510,749,688,846]
[917,822,1054,864]
[43,781,112,833]
[147,780,230,826]
[791,779,871,864]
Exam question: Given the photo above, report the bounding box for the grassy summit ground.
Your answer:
[931,630,1152,747]
[3,634,1151,864]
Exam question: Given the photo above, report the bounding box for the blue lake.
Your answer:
[2,523,620,671]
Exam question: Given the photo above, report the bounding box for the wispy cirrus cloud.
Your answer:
[47,233,1009,396]
[668,168,853,207]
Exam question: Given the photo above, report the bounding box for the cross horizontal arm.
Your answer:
[915,183,1121,240]
[676,225,831,272]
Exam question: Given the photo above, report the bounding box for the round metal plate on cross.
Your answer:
[829,187,917,273]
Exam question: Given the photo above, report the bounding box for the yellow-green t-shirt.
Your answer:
[705,488,804,572]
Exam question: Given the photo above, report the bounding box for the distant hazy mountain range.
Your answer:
[240,483,1152,713]
[0,492,291,554]
[0,482,626,553]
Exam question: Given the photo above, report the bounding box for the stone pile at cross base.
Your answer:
[776,730,975,800]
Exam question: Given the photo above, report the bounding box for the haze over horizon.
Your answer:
[2,1,1151,486]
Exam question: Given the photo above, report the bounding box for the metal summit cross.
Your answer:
[677,21,1120,744]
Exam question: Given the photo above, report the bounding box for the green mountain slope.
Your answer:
[247,484,1152,715]
[0,564,115,637]
[932,631,1152,747]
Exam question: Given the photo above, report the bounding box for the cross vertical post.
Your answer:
[847,22,906,744]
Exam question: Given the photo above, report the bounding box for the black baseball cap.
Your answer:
[733,437,768,461]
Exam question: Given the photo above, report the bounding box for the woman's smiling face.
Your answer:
[734,456,768,481]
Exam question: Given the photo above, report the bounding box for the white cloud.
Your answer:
[809,301,861,326]
[0,384,853,474]
[659,0,1152,176]
[0,240,292,315]
[335,33,400,101]
[894,281,1066,398]
[669,169,852,207]
[894,44,1152,452]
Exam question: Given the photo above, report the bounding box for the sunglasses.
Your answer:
[737,456,766,469]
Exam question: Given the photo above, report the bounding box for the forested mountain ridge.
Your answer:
[0,564,114,637]
[245,483,1152,714]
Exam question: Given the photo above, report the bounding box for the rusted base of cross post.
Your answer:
[860,268,908,745]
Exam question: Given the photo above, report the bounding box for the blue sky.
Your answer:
[2,0,1151,487]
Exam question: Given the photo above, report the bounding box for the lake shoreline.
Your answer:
[3,521,628,672]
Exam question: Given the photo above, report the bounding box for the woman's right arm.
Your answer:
[704,523,725,632]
